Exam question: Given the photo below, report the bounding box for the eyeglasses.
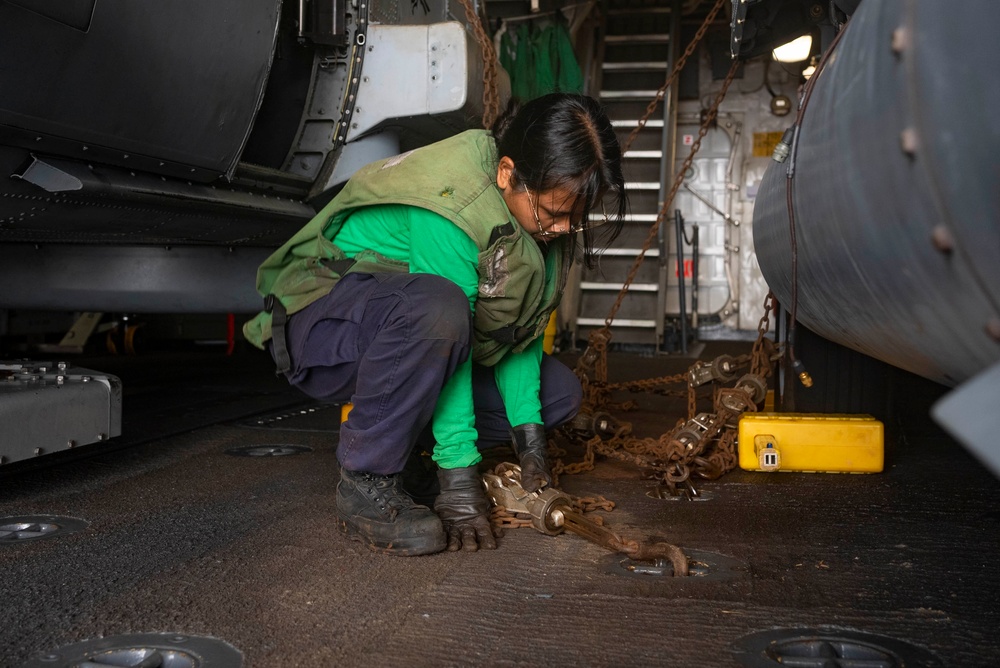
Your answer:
[525,189,610,238]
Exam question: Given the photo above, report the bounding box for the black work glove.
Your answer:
[512,423,552,493]
[434,466,500,552]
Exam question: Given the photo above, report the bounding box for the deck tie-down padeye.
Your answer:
[482,462,689,576]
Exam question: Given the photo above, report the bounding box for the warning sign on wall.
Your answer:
[682,134,695,146]
[752,131,785,157]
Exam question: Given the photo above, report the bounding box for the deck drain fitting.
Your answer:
[604,548,746,581]
[22,633,242,667]
[0,516,88,544]
[225,444,313,457]
[732,627,942,668]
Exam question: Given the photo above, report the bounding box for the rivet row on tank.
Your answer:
[986,318,1000,342]
[891,26,909,54]
[900,127,919,155]
[930,225,953,254]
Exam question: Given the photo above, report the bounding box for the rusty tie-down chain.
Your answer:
[751,292,778,377]
[600,58,741,338]
[621,0,728,155]
[574,0,732,393]
[493,158,775,562]
[457,0,501,129]
[557,294,781,498]
[568,62,745,491]
[491,1,776,554]
[575,65,742,400]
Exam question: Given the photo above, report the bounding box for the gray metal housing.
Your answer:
[0,0,503,313]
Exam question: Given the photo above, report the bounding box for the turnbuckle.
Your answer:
[688,354,740,387]
[482,462,574,536]
[482,463,689,576]
[569,410,625,438]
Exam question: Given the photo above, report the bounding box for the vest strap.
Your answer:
[488,222,515,247]
[487,324,533,345]
[320,257,358,275]
[265,294,291,375]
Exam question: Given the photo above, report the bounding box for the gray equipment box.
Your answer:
[1,361,122,465]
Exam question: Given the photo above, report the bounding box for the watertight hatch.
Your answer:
[732,628,942,667]
[22,633,243,668]
[0,515,87,544]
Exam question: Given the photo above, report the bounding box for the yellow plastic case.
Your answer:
[737,413,884,473]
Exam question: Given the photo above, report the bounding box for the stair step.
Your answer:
[605,34,670,44]
[580,282,659,292]
[625,181,661,190]
[590,216,661,225]
[601,90,664,99]
[576,317,657,328]
[611,213,660,223]
[624,150,663,159]
[607,7,674,16]
[596,248,660,257]
[611,119,664,128]
[603,61,669,71]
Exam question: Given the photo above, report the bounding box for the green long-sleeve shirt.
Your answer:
[334,202,544,469]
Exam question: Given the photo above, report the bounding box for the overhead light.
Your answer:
[772,34,813,63]
[802,55,819,79]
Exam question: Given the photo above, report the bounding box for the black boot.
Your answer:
[336,467,446,556]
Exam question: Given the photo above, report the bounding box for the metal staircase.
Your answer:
[571,0,681,350]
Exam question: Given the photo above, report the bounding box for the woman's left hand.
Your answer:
[512,423,553,492]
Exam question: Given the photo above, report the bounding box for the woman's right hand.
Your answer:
[434,465,501,551]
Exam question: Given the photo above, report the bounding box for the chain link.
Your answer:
[556,296,780,496]
[575,56,742,405]
[751,292,778,377]
[552,7,753,502]
[603,58,741,332]
[622,0,728,155]
[457,0,501,129]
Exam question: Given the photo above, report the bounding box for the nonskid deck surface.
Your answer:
[1,345,997,666]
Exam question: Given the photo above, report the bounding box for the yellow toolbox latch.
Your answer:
[754,435,781,471]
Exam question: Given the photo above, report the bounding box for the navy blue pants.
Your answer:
[277,272,581,475]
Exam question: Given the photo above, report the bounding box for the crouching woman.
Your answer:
[244,93,626,556]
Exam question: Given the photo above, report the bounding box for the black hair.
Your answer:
[491,93,627,266]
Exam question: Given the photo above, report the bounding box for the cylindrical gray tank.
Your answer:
[753,0,1000,387]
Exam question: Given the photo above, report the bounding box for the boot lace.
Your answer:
[360,473,419,516]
